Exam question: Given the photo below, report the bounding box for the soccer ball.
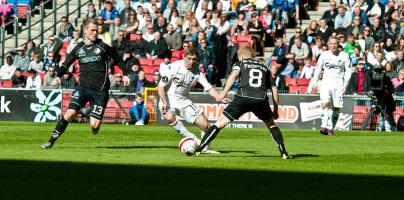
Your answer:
[178,136,199,155]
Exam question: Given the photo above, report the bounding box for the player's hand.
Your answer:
[52,77,61,86]
[220,98,231,104]
[216,92,226,102]
[123,76,130,86]
[160,103,167,115]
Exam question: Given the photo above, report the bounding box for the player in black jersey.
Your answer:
[195,46,291,159]
[41,18,130,149]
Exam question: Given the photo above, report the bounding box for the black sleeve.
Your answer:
[108,44,128,76]
[279,76,288,91]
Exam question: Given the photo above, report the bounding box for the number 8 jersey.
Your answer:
[233,58,272,100]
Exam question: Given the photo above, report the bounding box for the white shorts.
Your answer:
[320,85,344,108]
[159,100,203,124]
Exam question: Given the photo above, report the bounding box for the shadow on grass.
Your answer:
[0,159,403,200]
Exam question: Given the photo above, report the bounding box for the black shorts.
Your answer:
[68,86,109,120]
[223,95,273,122]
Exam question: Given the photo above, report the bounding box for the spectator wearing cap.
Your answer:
[25,69,42,89]
[100,0,119,29]
[146,31,169,59]
[58,16,75,42]
[347,59,371,95]
[164,23,182,51]
[13,46,30,72]
[130,30,148,58]
[40,36,62,62]
[127,58,141,85]
[42,66,58,89]
[321,0,338,27]
[0,55,15,80]
[11,68,26,88]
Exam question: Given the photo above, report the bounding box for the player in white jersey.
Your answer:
[308,36,352,135]
[158,48,228,154]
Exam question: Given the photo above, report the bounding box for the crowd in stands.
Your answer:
[0,0,403,96]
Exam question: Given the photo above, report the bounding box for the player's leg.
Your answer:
[193,113,221,154]
[41,88,86,148]
[265,120,290,159]
[327,87,344,135]
[320,87,332,135]
[88,90,109,134]
[163,109,197,138]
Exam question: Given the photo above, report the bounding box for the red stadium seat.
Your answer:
[139,58,153,66]
[288,85,300,94]
[285,78,297,86]
[297,78,311,86]
[153,59,164,66]
[1,80,12,88]
[298,86,308,94]
[235,34,253,47]
[237,41,252,47]
[171,50,181,59]
[143,66,155,74]
[145,74,155,82]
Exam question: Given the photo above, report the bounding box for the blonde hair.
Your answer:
[237,46,256,59]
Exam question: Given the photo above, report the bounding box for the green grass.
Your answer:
[0,122,404,199]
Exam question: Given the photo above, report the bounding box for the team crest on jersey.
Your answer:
[162,76,168,83]
[94,48,101,54]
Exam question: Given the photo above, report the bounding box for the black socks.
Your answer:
[196,125,220,152]
[270,126,287,155]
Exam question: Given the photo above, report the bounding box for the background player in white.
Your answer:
[158,48,228,154]
[308,36,352,135]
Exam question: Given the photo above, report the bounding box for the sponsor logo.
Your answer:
[30,90,62,122]
[0,96,11,113]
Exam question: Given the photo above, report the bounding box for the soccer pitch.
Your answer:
[0,122,403,199]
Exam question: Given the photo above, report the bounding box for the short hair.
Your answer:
[83,18,97,28]
[237,46,256,58]
[135,93,143,99]
[184,48,198,58]
[328,36,338,43]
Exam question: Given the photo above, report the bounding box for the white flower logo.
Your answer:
[30,90,62,122]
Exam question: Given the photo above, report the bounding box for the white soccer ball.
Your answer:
[178,136,199,155]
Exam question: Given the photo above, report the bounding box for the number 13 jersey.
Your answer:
[233,58,271,100]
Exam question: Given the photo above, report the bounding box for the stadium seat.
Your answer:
[113,65,122,74]
[142,66,155,74]
[235,34,253,47]
[17,5,29,19]
[145,74,154,82]
[285,78,297,86]
[171,50,181,59]
[288,85,300,94]
[297,78,311,86]
[139,58,153,66]
[298,86,308,94]
[1,80,12,88]
[39,72,45,80]
[153,59,164,66]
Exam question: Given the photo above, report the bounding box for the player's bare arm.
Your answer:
[157,84,168,114]
[220,69,240,100]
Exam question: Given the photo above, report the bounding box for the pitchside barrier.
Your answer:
[0,88,403,131]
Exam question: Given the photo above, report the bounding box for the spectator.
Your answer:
[230,11,248,36]
[113,30,131,58]
[40,35,62,62]
[58,16,75,41]
[347,59,371,95]
[311,36,324,61]
[126,58,141,88]
[182,11,195,34]
[392,69,404,92]
[164,23,182,51]
[370,17,386,43]
[146,70,160,88]
[367,0,384,25]
[168,8,182,29]
[25,69,41,89]
[338,34,347,48]
[236,0,250,14]
[334,5,352,34]
[280,53,297,78]
[67,30,83,53]
[25,40,38,59]
[100,0,119,29]
[43,52,58,72]
[344,34,359,56]
[383,38,397,62]
[146,31,169,59]
[271,37,288,64]
[387,20,400,43]
[288,27,307,50]
[195,0,212,21]
[109,16,125,40]
[318,19,333,44]
[125,10,139,35]
[290,37,309,64]
[363,26,375,51]
[135,70,149,92]
[303,20,319,45]
[143,24,155,42]
[300,58,315,79]
[258,6,274,47]
[203,20,217,45]
[392,49,404,72]
[192,31,208,49]
[185,18,202,42]
[177,0,193,16]
[111,72,129,92]
[128,93,149,125]
[200,9,213,30]
[352,0,369,11]
[218,0,231,13]
[273,0,299,26]
[120,0,135,23]
[385,62,398,80]
[131,30,148,58]
[154,16,168,35]
[369,50,387,70]
[346,16,366,37]
[197,39,215,83]
[60,72,76,89]
[0,0,14,34]
[11,68,26,88]
[351,5,369,26]
[13,46,30,72]
[321,0,338,27]
[42,67,58,89]
[248,11,264,55]
[28,52,44,73]
[269,64,288,92]
[163,0,175,19]
[85,3,97,20]
[0,55,15,80]
[367,42,383,66]
[350,46,364,66]
[97,24,112,46]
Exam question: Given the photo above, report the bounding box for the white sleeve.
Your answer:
[232,62,241,71]
[343,54,352,88]
[159,63,176,87]
[308,54,323,91]
[198,72,213,92]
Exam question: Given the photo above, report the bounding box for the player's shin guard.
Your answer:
[48,117,69,144]
[171,120,195,138]
[331,110,340,129]
[196,125,220,152]
[321,107,329,128]
[269,126,287,156]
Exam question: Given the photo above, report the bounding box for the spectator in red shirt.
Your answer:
[347,59,371,95]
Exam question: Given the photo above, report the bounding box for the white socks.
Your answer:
[170,120,195,138]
